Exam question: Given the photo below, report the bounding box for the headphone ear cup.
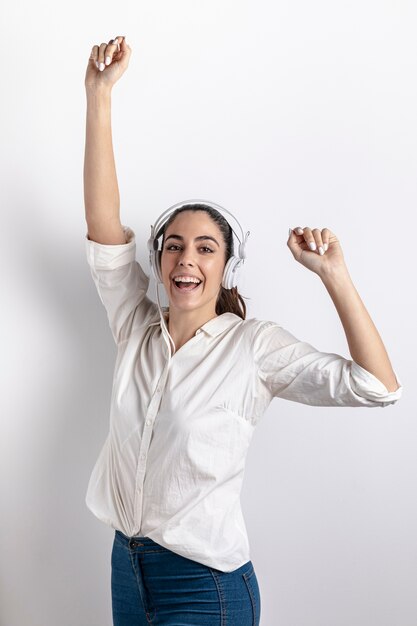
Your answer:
[222,256,240,290]
[149,248,162,284]
[155,249,163,284]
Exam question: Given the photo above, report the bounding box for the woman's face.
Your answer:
[160,211,226,316]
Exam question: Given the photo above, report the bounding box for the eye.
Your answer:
[165,245,214,253]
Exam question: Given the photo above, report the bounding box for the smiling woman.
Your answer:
[83,34,402,626]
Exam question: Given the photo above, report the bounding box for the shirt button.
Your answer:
[146,419,152,426]
[196,329,201,334]
[140,453,146,459]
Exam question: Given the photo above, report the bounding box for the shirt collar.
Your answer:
[197,312,242,337]
[149,310,242,338]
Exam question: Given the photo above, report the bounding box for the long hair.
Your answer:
[160,203,248,320]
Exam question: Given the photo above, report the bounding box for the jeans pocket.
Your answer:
[242,565,261,626]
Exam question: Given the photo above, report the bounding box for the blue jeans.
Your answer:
[111,530,261,625]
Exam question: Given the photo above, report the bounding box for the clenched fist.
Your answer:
[85,36,132,92]
[287,226,347,277]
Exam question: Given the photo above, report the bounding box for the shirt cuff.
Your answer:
[350,361,403,407]
[85,225,136,270]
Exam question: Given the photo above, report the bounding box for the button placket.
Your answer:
[134,366,169,528]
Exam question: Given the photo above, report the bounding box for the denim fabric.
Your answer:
[111,530,261,625]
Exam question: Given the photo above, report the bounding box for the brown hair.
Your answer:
[160,203,248,320]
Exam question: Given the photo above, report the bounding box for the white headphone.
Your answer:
[147,199,250,290]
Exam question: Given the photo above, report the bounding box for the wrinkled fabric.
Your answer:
[84,225,403,572]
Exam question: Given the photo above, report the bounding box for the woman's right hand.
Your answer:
[85,36,132,92]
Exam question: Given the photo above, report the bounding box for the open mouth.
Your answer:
[172,278,202,293]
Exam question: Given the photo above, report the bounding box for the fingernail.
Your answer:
[318,246,324,255]
[95,60,99,68]
[324,243,328,251]
[99,62,105,71]
[296,227,303,234]
[105,56,111,65]
[309,241,317,251]
[288,228,292,237]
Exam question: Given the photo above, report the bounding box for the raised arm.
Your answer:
[83,35,132,245]
[287,226,401,393]
[320,263,400,392]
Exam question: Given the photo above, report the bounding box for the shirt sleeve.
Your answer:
[85,224,158,345]
[253,321,403,408]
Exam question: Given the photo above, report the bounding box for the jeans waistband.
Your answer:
[114,529,165,549]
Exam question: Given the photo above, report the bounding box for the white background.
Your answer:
[1,1,416,625]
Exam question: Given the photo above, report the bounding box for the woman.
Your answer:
[84,36,403,626]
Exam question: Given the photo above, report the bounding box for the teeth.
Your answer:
[173,277,201,284]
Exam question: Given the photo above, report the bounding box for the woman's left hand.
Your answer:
[287,226,347,277]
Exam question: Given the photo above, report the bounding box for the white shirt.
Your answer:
[84,224,403,572]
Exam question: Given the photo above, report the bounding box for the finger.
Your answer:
[321,227,330,252]
[288,227,302,240]
[292,226,303,240]
[300,226,318,251]
[90,45,99,68]
[287,229,300,258]
[118,36,131,59]
[109,36,130,67]
[312,228,325,255]
[287,228,300,247]
[104,36,123,66]
[288,227,310,257]
[116,36,129,46]
[112,36,127,57]
[112,36,122,52]
[97,43,108,71]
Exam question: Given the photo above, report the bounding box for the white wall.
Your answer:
[1,1,415,625]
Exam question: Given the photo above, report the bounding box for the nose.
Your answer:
[177,247,196,266]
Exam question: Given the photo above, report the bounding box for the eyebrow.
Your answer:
[164,234,220,247]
